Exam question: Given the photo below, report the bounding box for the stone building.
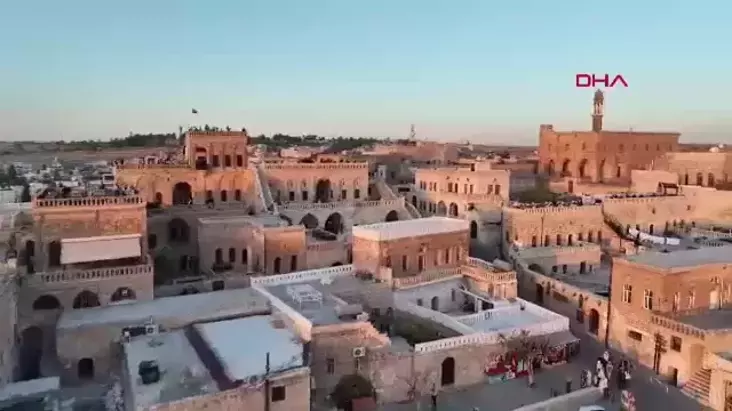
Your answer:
[538,90,680,183]
[608,248,732,409]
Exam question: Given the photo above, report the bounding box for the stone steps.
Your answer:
[681,368,711,406]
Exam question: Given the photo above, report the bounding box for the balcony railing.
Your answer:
[33,195,145,208]
[392,266,462,288]
[24,259,153,285]
[650,313,707,340]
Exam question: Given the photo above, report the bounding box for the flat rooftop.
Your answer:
[123,330,218,410]
[195,316,303,382]
[198,214,287,228]
[57,288,268,330]
[623,245,732,270]
[264,280,361,326]
[466,308,546,333]
[352,216,468,241]
[674,308,732,330]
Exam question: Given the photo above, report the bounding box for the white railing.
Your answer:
[454,305,522,327]
[278,199,403,211]
[252,284,313,341]
[249,264,355,286]
[374,180,399,200]
[466,257,499,272]
[392,266,462,288]
[256,164,279,215]
[404,200,422,219]
[251,165,274,216]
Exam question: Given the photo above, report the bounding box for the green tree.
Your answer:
[497,329,550,387]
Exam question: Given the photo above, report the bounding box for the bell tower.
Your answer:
[592,89,604,132]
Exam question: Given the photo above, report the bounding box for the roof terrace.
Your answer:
[352,216,468,242]
[622,245,732,272]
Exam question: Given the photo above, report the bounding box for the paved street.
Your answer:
[380,334,701,411]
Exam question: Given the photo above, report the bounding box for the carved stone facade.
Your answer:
[608,256,732,402]
[538,92,680,183]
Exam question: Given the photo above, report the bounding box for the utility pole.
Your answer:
[264,352,271,411]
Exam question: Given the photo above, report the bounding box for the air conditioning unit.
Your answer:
[145,324,159,335]
[352,347,366,358]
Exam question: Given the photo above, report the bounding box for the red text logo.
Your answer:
[575,74,628,88]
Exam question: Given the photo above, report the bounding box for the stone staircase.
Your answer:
[681,368,711,407]
[373,179,398,200]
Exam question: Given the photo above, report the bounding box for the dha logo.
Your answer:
[576,74,628,88]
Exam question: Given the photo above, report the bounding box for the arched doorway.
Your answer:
[440,357,455,386]
[315,179,331,203]
[598,160,606,182]
[448,203,458,217]
[649,224,655,235]
[324,213,343,234]
[24,239,35,273]
[274,257,282,274]
[172,182,192,205]
[20,327,43,380]
[111,287,136,302]
[470,221,478,239]
[168,218,190,242]
[579,261,587,274]
[48,240,61,268]
[568,180,574,193]
[33,295,61,311]
[385,210,399,222]
[431,296,439,311]
[561,159,572,177]
[535,284,544,305]
[588,309,600,335]
[436,201,447,216]
[78,358,95,379]
[577,159,588,178]
[300,213,319,229]
[72,290,100,309]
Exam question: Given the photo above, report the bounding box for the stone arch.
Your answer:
[440,357,455,386]
[324,212,344,234]
[578,159,589,178]
[33,295,61,310]
[172,182,192,205]
[448,203,459,217]
[73,290,101,309]
[111,287,136,302]
[431,296,439,311]
[315,179,331,203]
[20,327,43,380]
[545,160,555,176]
[300,213,319,229]
[168,218,190,243]
[588,309,600,335]
[436,201,447,216]
[48,240,61,268]
[696,172,703,186]
[470,221,478,239]
[385,210,399,222]
[561,159,572,177]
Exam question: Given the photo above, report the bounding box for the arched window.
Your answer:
[33,295,61,310]
[234,189,242,201]
[221,190,228,202]
[469,221,478,239]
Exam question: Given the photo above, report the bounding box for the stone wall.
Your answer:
[514,243,602,276]
[145,368,310,411]
[503,205,604,248]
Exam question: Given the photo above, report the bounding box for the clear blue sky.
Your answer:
[1,0,730,144]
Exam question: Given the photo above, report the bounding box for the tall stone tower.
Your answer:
[592,89,604,132]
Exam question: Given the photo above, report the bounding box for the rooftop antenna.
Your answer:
[409,124,416,141]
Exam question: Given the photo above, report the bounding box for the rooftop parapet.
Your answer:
[32,195,145,209]
[23,256,152,286]
[264,162,368,170]
[116,162,191,170]
[506,203,602,214]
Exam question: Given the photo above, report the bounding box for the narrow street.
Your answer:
[380,334,701,411]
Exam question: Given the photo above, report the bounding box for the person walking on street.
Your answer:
[430,383,438,410]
